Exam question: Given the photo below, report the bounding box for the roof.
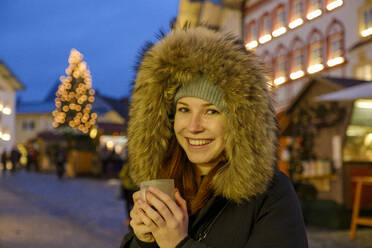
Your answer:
[17,101,55,114]
[0,61,24,91]
[317,81,372,101]
[349,36,372,52]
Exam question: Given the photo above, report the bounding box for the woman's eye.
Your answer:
[177,107,189,113]
[207,109,219,115]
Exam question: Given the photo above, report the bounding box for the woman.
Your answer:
[120,27,308,248]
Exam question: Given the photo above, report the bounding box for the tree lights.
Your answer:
[53,49,97,134]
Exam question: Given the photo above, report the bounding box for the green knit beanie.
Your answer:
[174,76,225,112]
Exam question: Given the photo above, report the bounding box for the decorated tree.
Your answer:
[53,49,97,134]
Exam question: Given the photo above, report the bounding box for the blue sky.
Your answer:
[0,0,179,102]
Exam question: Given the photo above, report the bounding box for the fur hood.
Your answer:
[128,27,278,203]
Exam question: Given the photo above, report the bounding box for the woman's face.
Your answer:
[174,97,227,168]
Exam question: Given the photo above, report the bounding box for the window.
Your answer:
[274,45,288,86]
[290,38,305,80]
[289,0,304,29]
[245,21,258,50]
[261,51,273,83]
[22,120,35,131]
[326,0,343,11]
[307,0,322,20]
[361,7,372,37]
[259,13,272,44]
[273,5,287,37]
[307,29,324,73]
[326,20,345,67]
[356,64,372,81]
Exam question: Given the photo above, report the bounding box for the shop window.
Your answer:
[273,5,287,37]
[307,0,323,20]
[274,45,288,86]
[259,13,272,44]
[326,20,345,67]
[307,29,324,73]
[289,0,304,29]
[356,64,372,81]
[290,37,305,80]
[22,120,35,131]
[361,6,372,37]
[245,21,258,50]
[344,99,372,162]
[326,0,343,11]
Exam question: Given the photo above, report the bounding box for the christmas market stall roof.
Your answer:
[316,81,372,101]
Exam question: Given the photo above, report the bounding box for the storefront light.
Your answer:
[361,27,372,37]
[306,9,322,20]
[290,70,305,80]
[364,133,372,146]
[259,34,272,44]
[245,40,258,50]
[289,18,303,29]
[272,27,287,37]
[274,76,286,86]
[355,100,372,109]
[2,106,11,115]
[307,64,324,74]
[1,132,11,141]
[0,103,3,111]
[326,0,343,11]
[327,56,344,67]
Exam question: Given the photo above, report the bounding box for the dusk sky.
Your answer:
[0,1,179,102]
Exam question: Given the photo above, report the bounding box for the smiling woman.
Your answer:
[120,26,308,248]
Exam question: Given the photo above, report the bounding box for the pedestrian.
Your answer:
[10,146,21,172]
[56,146,66,180]
[120,27,308,248]
[1,151,8,171]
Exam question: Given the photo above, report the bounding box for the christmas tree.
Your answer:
[53,49,97,134]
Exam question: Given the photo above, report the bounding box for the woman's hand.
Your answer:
[129,191,155,243]
[138,187,189,248]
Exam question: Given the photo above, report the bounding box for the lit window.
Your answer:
[356,64,372,81]
[290,49,305,80]
[273,6,287,37]
[261,51,273,84]
[326,0,343,11]
[245,21,258,50]
[274,46,288,86]
[289,0,304,29]
[326,20,344,67]
[307,0,322,20]
[308,42,324,73]
[361,7,372,37]
[259,14,272,44]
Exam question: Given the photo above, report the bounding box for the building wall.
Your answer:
[15,113,54,144]
[243,0,370,111]
[0,77,16,153]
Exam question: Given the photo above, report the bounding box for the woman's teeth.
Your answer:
[188,139,211,146]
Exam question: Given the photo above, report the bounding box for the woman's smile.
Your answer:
[186,138,213,147]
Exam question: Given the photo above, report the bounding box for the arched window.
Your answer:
[307,29,324,74]
[259,12,272,44]
[261,51,273,82]
[290,37,306,80]
[273,45,288,86]
[289,0,304,29]
[326,19,345,67]
[306,0,323,20]
[245,20,258,50]
[326,0,343,11]
[273,4,288,37]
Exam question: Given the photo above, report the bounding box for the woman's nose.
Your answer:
[187,113,204,133]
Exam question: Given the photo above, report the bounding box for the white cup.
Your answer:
[140,179,175,202]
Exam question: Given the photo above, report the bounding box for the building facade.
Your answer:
[0,62,24,153]
[243,0,372,112]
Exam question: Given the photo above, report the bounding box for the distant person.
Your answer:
[10,147,21,172]
[1,151,8,171]
[119,162,138,225]
[56,147,66,180]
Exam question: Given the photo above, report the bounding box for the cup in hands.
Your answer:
[140,179,175,202]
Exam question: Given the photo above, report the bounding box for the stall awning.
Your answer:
[317,82,372,101]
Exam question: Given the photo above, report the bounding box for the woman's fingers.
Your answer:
[174,189,188,217]
[138,199,166,228]
[147,187,183,221]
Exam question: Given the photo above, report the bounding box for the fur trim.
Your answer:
[128,27,277,203]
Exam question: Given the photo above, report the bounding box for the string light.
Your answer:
[53,48,97,132]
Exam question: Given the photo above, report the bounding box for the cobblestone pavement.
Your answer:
[1,170,372,248]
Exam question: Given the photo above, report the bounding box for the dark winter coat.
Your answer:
[120,27,308,247]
